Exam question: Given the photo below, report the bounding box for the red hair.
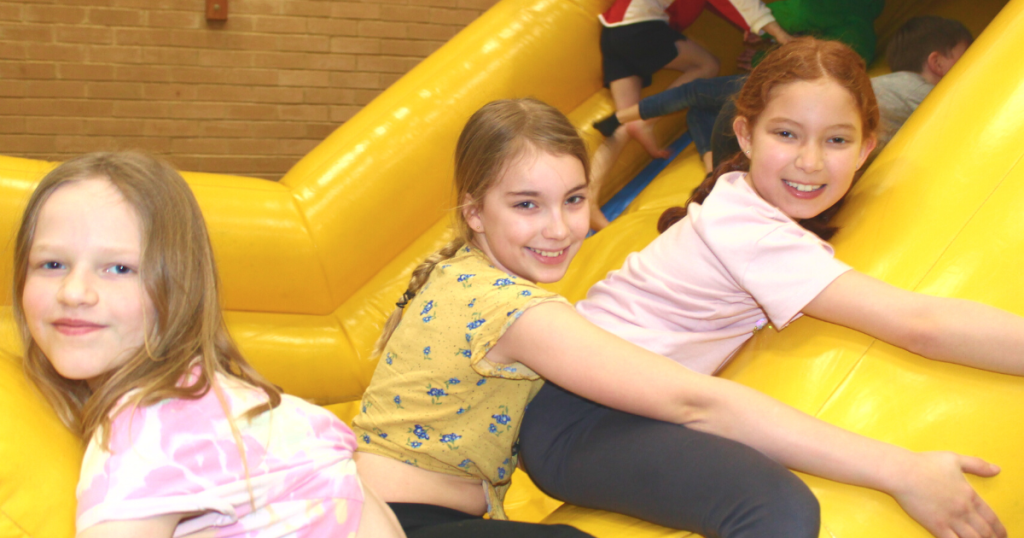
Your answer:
[658,37,879,239]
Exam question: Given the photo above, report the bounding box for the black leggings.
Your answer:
[518,382,820,538]
[389,502,594,537]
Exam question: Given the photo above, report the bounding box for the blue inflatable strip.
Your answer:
[599,132,693,223]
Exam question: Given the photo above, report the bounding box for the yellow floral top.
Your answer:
[352,245,570,520]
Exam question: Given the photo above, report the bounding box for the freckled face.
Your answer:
[735,78,876,220]
[464,147,589,283]
[21,178,155,389]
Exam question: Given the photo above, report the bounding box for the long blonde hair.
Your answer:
[13,152,281,447]
[372,98,589,357]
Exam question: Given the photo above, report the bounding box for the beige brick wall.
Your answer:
[0,0,500,179]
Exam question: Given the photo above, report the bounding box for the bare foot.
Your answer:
[625,120,670,159]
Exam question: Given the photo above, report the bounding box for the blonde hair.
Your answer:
[372,98,589,356]
[13,152,281,447]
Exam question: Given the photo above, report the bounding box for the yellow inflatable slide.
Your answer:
[1,0,1021,536]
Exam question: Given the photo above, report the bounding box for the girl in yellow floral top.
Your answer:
[353,99,594,538]
[353,98,813,538]
[353,98,814,538]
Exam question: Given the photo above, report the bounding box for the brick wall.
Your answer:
[0,0,500,179]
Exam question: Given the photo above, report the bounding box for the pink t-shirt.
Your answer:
[577,171,851,375]
[76,371,364,537]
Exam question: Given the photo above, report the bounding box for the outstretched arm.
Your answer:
[804,270,1024,375]
[490,301,1006,538]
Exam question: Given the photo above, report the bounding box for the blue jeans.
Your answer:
[638,74,747,155]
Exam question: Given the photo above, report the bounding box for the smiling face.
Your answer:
[464,146,589,283]
[22,178,155,389]
[735,78,876,220]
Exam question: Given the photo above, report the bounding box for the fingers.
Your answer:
[944,482,1005,538]
[958,455,1001,478]
[971,496,1007,538]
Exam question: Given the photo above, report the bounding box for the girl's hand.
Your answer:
[891,451,1006,538]
[760,22,793,45]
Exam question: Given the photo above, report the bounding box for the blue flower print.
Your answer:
[477,379,487,386]
[422,314,434,323]
[520,290,531,297]
[410,424,431,440]
[445,378,461,389]
[493,278,514,287]
[407,440,423,449]
[498,467,506,480]
[362,434,370,444]
[456,348,471,359]
[393,395,404,409]
[466,318,486,330]
[372,428,388,440]
[506,309,519,317]
[385,352,395,365]
[423,346,432,360]
[458,459,473,469]
[440,433,462,450]
[420,300,434,316]
[426,385,449,404]
[456,406,470,415]
[467,298,476,308]
[503,458,510,465]
[489,405,513,436]
[458,274,475,282]
[465,333,472,343]
[462,246,471,253]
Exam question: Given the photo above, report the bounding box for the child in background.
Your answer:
[522,38,1016,538]
[593,73,746,174]
[870,16,972,157]
[591,0,792,230]
[13,152,403,538]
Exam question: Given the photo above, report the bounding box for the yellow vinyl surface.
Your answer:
[1,0,1021,536]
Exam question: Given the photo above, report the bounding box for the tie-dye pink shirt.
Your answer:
[76,372,364,537]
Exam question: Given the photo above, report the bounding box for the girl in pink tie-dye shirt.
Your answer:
[12,152,404,538]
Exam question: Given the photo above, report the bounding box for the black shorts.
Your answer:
[600,20,685,88]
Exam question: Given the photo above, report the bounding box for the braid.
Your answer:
[657,152,749,233]
[372,237,466,358]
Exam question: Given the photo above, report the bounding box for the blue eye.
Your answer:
[41,261,64,270]
[106,264,134,275]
